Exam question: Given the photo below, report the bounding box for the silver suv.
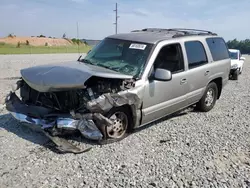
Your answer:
[4,28,231,151]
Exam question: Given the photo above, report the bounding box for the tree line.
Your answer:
[227,39,250,54]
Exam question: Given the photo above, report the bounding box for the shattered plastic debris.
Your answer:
[74,113,113,140]
[77,119,103,140]
[43,131,92,154]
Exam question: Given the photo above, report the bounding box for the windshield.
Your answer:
[229,51,238,60]
[80,38,153,78]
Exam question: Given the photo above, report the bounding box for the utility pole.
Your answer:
[113,3,119,34]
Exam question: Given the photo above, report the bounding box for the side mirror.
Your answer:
[153,68,172,81]
[240,57,245,61]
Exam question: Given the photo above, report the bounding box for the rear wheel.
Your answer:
[195,82,218,112]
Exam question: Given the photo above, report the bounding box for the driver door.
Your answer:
[141,43,189,125]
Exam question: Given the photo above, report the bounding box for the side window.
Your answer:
[185,41,208,69]
[239,51,241,59]
[206,37,229,61]
[154,43,184,74]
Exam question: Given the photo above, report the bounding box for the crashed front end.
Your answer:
[4,64,141,152]
[5,89,106,140]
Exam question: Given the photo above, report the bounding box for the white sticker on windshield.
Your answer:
[129,43,147,50]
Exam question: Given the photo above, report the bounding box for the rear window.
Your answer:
[206,38,229,61]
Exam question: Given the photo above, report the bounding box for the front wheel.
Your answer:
[239,67,243,74]
[195,82,218,112]
[104,106,133,141]
[232,69,239,80]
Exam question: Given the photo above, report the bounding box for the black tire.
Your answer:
[239,67,243,74]
[232,69,239,80]
[104,106,133,141]
[195,82,218,112]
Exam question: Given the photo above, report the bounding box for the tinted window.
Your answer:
[185,41,208,69]
[206,38,229,61]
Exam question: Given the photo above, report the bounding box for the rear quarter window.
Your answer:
[206,38,229,61]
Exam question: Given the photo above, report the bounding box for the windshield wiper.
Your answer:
[96,64,120,72]
[97,64,110,69]
[81,59,95,65]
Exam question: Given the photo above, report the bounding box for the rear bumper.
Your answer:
[5,92,103,140]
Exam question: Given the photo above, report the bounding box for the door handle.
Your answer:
[205,71,210,76]
[180,78,187,85]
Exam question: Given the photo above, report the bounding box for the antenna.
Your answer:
[76,21,80,56]
[113,3,119,34]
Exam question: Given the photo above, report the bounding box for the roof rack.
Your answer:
[131,28,217,37]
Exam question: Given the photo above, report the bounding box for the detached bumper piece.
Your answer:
[43,131,92,154]
[5,92,104,154]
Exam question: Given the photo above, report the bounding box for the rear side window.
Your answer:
[206,38,229,61]
[185,41,208,69]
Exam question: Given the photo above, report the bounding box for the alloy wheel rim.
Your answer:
[205,88,214,106]
[107,111,128,139]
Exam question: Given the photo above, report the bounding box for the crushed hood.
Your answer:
[21,61,133,92]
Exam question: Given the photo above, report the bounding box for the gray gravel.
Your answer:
[0,54,250,188]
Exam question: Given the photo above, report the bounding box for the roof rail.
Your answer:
[131,28,170,33]
[131,28,217,37]
[168,28,217,35]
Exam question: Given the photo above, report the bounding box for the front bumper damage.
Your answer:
[4,88,141,154]
[5,91,104,139]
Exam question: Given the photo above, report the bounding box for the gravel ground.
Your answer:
[0,54,250,188]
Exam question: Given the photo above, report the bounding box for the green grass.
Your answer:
[0,42,92,54]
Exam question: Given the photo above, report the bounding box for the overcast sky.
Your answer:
[1,0,249,41]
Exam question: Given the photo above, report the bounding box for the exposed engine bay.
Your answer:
[19,76,135,114]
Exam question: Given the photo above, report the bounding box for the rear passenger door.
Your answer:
[183,41,211,105]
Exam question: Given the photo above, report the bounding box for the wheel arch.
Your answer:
[209,77,222,99]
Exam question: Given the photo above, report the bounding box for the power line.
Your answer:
[113,3,119,34]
